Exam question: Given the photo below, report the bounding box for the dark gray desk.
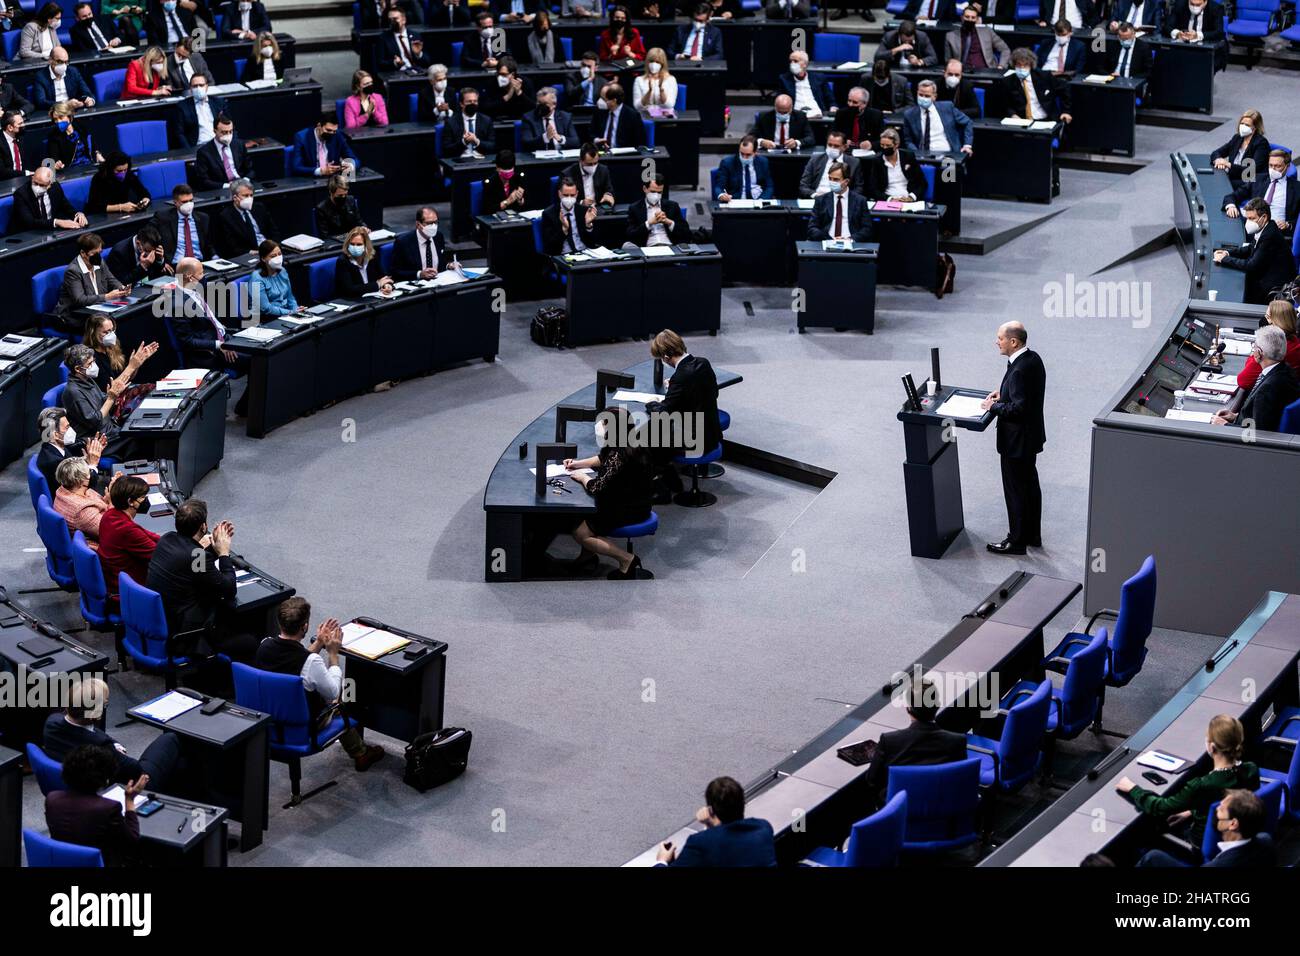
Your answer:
[1170,151,1247,303]
[344,122,440,206]
[128,691,271,853]
[1066,76,1141,157]
[483,358,742,582]
[1145,37,1218,113]
[342,616,448,743]
[794,240,878,333]
[119,371,229,497]
[108,788,231,867]
[475,204,629,298]
[967,119,1060,203]
[0,336,63,466]
[0,745,19,868]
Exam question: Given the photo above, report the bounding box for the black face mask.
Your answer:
[333,195,349,206]
[320,129,333,140]
[463,103,478,117]
[390,20,402,30]
[361,84,373,94]
[881,146,896,156]
[88,252,102,265]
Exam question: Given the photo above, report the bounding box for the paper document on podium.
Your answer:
[611,389,663,403]
[340,622,376,646]
[1083,74,1114,83]
[530,464,595,478]
[934,394,987,419]
[346,630,410,660]
[135,690,203,723]
[1164,409,1215,423]
[1029,120,1057,131]
[140,397,182,410]
[101,785,145,815]
[1001,116,1033,127]
[640,246,673,257]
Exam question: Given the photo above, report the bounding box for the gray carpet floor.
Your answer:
[2,65,1296,865]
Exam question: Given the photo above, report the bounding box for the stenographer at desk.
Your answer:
[1211,325,1300,432]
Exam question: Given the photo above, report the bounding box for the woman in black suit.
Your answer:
[480,149,528,213]
[44,102,100,171]
[1211,109,1271,189]
[85,151,152,215]
[333,227,395,299]
[563,404,655,580]
[240,31,284,82]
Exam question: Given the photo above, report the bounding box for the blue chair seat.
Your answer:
[673,444,722,466]
[272,714,347,759]
[966,735,1001,787]
[718,409,730,431]
[1227,21,1271,37]
[1263,706,1300,746]
[26,742,66,795]
[609,512,658,539]
[23,829,104,867]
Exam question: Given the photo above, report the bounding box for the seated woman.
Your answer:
[1117,714,1260,851]
[55,234,130,332]
[83,314,159,397]
[85,151,152,215]
[315,173,365,236]
[598,5,645,61]
[19,3,62,61]
[45,102,100,171]
[564,404,654,579]
[242,31,284,83]
[97,475,158,613]
[61,342,133,459]
[1211,109,1270,188]
[250,239,302,317]
[344,69,389,129]
[527,10,561,64]
[481,149,528,212]
[633,47,677,110]
[45,744,146,867]
[53,456,112,547]
[334,227,395,298]
[1237,299,1300,392]
[123,46,172,99]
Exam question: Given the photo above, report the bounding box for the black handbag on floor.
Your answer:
[403,727,472,791]
[531,306,568,348]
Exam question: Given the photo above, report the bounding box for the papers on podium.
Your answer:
[243,78,278,90]
[140,397,182,410]
[519,208,545,220]
[156,369,208,390]
[1001,116,1033,127]
[836,60,867,70]
[821,239,853,251]
[1222,338,1253,356]
[640,245,673,257]
[282,234,324,252]
[612,389,662,403]
[1164,409,1215,423]
[343,628,410,660]
[0,333,41,357]
[1083,74,1115,83]
[530,464,595,478]
[231,326,283,342]
[1029,120,1057,131]
[101,784,145,815]
[368,229,395,241]
[135,690,203,723]
[585,246,617,259]
[934,394,987,419]
[795,198,816,208]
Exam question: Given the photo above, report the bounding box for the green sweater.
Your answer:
[1129,762,1260,839]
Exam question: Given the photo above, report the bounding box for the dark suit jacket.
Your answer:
[1205,834,1278,867]
[381,30,432,70]
[165,50,216,92]
[390,227,447,279]
[1229,176,1300,233]
[807,189,873,242]
[939,78,982,118]
[670,23,724,60]
[0,131,30,179]
[240,55,284,83]
[55,258,124,322]
[1168,0,1224,43]
[520,106,577,151]
[863,721,970,809]
[428,2,472,27]
[12,180,76,233]
[37,441,111,501]
[1221,221,1296,305]
[800,152,862,197]
[1035,36,1086,73]
[334,253,383,297]
[146,531,236,636]
[440,111,495,156]
[875,28,939,67]
[0,83,34,117]
[901,100,975,152]
[776,71,833,115]
[45,791,140,866]
[992,349,1047,458]
[32,66,95,110]
[561,161,614,204]
[1238,363,1300,433]
[460,31,501,70]
[145,3,198,47]
[491,0,540,17]
[748,109,814,149]
[832,105,885,146]
[192,135,251,191]
[1211,132,1272,186]
[1000,68,1071,120]
[1107,39,1154,78]
[665,818,776,866]
[71,15,125,53]
[172,94,230,150]
[864,149,930,200]
[108,234,169,286]
[1114,0,1165,29]
[416,82,454,122]
[289,126,358,177]
[212,202,278,257]
[315,195,364,236]
[902,0,957,19]
[42,713,146,784]
[592,105,647,149]
[151,207,213,263]
[541,201,597,254]
[218,0,272,35]
[713,153,773,200]
[1037,0,1099,26]
[481,169,528,213]
[564,69,601,108]
[625,197,690,247]
[644,354,721,456]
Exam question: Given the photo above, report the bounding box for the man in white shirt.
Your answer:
[189,75,217,145]
[1039,0,1085,30]
[786,50,823,118]
[44,48,94,109]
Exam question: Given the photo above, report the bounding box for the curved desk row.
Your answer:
[1170,151,1248,303]
[0,335,63,470]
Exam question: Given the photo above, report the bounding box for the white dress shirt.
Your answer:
[1023,80,1048,120]
[645,203,671,245]
[581,165,596,198]
[563,206,588,251]
[1048,39,1070,72]
[50,68,68,103]
[829,191,851,240]
[298,644,345,702]
[261,57,276,82]
[178,56,194,85]
[883,153,911,198]
[394,31,413,68]
[195,99,215,144]
[921,104,951,151]
[1008,343,1028,364]
[791,73,822,117]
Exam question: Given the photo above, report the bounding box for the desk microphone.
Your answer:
[1206,638,1238,672]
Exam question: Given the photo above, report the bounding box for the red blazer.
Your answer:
[97,507,160,610]
[1237,334,1300,391]
[599,27,646,61]
[123,59,164,100]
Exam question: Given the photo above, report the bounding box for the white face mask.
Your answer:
[85,361,99,379]
[594,422,608,446]
[151,61,165,73]
[237,195,253,211]
[61,425,76,446]
[32,183,48,196]
[497,74,510,87]
[788,61,802,75]
[261,45,274,57]
[597,98,610,111]
[481,27,494,38]
[434,79,447,92]
[240,1,251,9]
[945,74,960,88]
[1239,123,1253,137]
[420,222,439,238]
[178,200,195,216]
[1245,219,1261,235]
[102,331,117,347]
[1267,166,1285,181]
[1055,35,1069,45]
[825,146,840,160]
[193,86,208,101]
[580,65,591,78]
[648,61,661,75]
[1189,3,1204,12]
[645,191,661,206]
[53,63,67,78]
[267,254,283,270]
[560,195,576,210]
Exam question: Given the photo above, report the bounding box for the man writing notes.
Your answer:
[981,321,1046,555]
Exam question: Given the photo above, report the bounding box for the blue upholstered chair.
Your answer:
[967,679,1051,795]
[804,790,907,867]
[36,494,78,590]
[26,743,66,795]
[23,829,104,867]
[886,758,982,854]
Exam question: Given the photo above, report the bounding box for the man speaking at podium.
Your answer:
[981,321,1046,555]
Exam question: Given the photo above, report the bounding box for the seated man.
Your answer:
[800,130,861,198]
[1108,21,1154,82]
[163,257,249,401]
[946,4,1009,70]
[671,4,724,61]
[862,674,969,810]
[440,87,494,158]
[108,226,171,285]
[864,126,929,201]
[749,93,813,151]
[543,177,597,255]
[12,165,86,233]
[391,206,445,280]
[1169,0,1225,53]
[483,55,535,121]
[192,113,252,191]
[875,19,938,68]
[253,597,385,772]
[1137,789,1279,868]
[939,60,982,119]
[626,174,689,247]
[43,677,183,790]
[315,173,367,236]
[35,405,111,500]
[900,79,975,156]
[1226,149,1298,237]
[1037,20,1086,74]
[172,75,229,150]
[592,83,646,150]
[1212,198,1297,305]
[462,11,501,70]
[656,776,776,866]
[71,2,127,53]
[33,47,96,110]
[1036,0,1100,29]
[382,6,430,70]
[564,51,602,108]
[562,143,616,207]
[806,162,872,242]
[832,86,884,153]
[212,177,279,258]
[1212,325,1300,431]
[714,134,773,202]
[290,110,359,179]
[521,85,576,152]
[1001,47,1072,123]
[779,50,832,118]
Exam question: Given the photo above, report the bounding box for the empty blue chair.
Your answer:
[72,531,121,632]
[116,120,168,156]
[36,494,78,590]
[1015,0,1039,18]
[232,662,351,807]
[451,41,463,64]
[1,29,18,61]
[92,68,126,103]
[643,118,655,148]
[61,175,92,211]
[28,455,51,511]
[813,33,858,64]
[1200,779,1284,861]
[967,679,1051,794]
[805,790,907,867]
[0,193,12,234]
[675,83,687,112]
[335,97,346,125]
[608,511,658,561]
[469,179,484,219]
[887,758,981,854]
[1261,706,1300,753]
[885,0,909,14]
[118,574,194,688]
[920,164,936,202]
[560,36,572,60]
[1226,0,1280,39]
[377,240,394,274]
[1259,735,1300,821]
[973,86,985,117]
[672,444,722,508]
[1283,19,1300,43]
[26,743,66,795]
[307,258,336,302]
[709,165,724,200]
[1003,629,1108,752]
[33,266,68,337]
[137,160,187,203]
[23,830,103,867]
[232,58,247,80]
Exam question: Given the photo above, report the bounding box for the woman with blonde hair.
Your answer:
[1212,108,1270,187]
[334,227,394,298]
[1237,299,1300,391]
[242,31,283,83]
[53,457,114,547]
[633,47,677,109]
[1117,714,1260,843]
[45,101,99,170]
[344,69,389,129]
[123,46,171,99]
[82,314,159,397]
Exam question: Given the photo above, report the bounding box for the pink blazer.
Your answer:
[54,486,108,547]
[344,92,389,129]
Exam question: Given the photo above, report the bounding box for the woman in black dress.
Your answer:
[564,404,654,579]
[85,151,152,215]
[480,149,528,213]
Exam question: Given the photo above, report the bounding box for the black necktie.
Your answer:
[1118,48,1129,76]
[567,211,577,251]
[605,111,614,145]
[424,238,433,268]
[90,22,107,49]
[923,109,931,150]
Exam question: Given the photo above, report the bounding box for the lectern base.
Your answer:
[903,439,966,559]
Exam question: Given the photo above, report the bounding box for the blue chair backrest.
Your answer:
[1201,778,1284,860]
[36,494,76,582]
[233,58,247,80]
[643,118,655,148]
[335,97,346,125]
[886,757,981,847]
[26,743,65,795]
[33,266,65,315]
[137,160,188,202]
[844,790,908,867]
[116,121,168,156]
[352,1,360,29]
[1059,628,1108,734]
[0,194,12,235]
[675,82,687,111]
[231,662,314,750]
[813,33,858,64]
[61,176,92,212]
[1293,223,1300,273]
[43,382,65,408]
[23,829,103,867]
[1015,0,1039,17]
[1279,397,1300,435]
[93,68,126,103]
[451,40,463,64]
[119,574,171,662]
[408,91,419,120]
[560,36,572,60]
[2,29,19,61]
[709,165,723,199]
[512,119,522,153]
[973,86,985,116]
[28,455,51,511]
[920,164,935,201]
[885,0,909,15]
[995,679,1050,787]
[1232,0,1277,19]
[469,179,484,218]
[72,530,113,624]
[1110,555,1156,682]
[226,276,252,320]
[531,216,544,254]
[308,258,336,302]
[377,240,394,273]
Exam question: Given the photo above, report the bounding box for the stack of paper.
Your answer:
[87,301,128,313]
[795,198,816,209]
[900,200,927,212]
[641,246,673,257]
[156,369,208,390]
[282,234,324,252]
[345,629,410,660]
[836,61,867,71]
[935,395,987,419]
[1001,117,1034,127]
[872,200,903,212]
[135,690,203,722]
[140,397,182,411]
[520,208,545,220]
[1083,74,1115,84]
[1030,120,1057,131]
[231,326,283,341]
[430,271,467,286]
[369,229,395,241]
[1222,338,1253,356]
[586,246,616,260]
[279,313,323,326]
[822,239,853,251]
[529,464,595,478]
[341,622,375,646]
[243,78,278,90]
[607,147,637,155]
[147,491,169,507]
[532,149,563,159]
[0,333,40,358]
[101,784,145,815]
[208,83,244,95]
[558,148,582,158]
[1164,409,1215,423]
[612,389,662,403]
[1189,372,1238,396]
[363,289,403,299]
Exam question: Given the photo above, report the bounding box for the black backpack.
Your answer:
[530,306,568,348]
[403,727,472,792]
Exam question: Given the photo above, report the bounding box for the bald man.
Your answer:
[981,321,1046,554]
[750,94,814,151]
[14,165,86,232]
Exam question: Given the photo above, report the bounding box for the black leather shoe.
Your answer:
[987,539,1027,555]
